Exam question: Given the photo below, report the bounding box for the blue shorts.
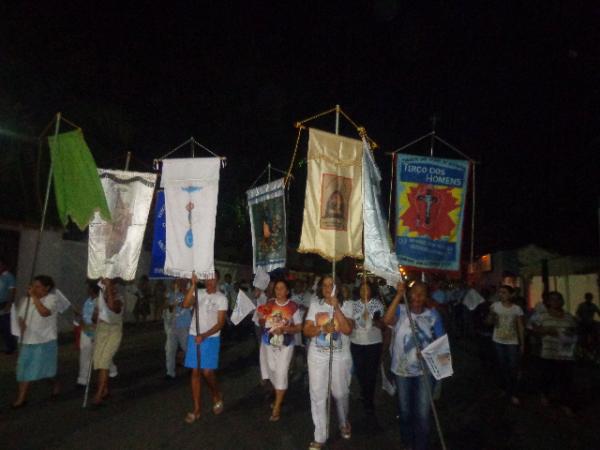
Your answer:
[184,335,220,370]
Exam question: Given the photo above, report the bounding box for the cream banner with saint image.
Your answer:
[298,128,363,261]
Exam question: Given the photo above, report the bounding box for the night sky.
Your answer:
[1,1,599,261]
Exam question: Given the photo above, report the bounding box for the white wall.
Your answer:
[528,273,600,315]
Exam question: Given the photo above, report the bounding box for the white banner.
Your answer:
[88,169,157,281]
[162,158,221,279]
[362,138,401,284]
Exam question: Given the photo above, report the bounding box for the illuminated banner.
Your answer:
[395,155,469,271]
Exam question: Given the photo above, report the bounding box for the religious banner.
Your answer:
[87,169,157,281]
[298,128,363,261]
[48,129,111,230]
[149,190,170,279]
[162,158,221,279]
[395,155,469,271]
[246,178,286,272]
[362,138,401,284]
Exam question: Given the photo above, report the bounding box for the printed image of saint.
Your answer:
[105,188,133,258]
[319,173,352,231]
[314,311,343,350]
[251,196,285,264]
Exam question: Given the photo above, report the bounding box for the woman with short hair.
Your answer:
[257,279,303,421]
[12,275,61,408]
[347,279,385,413]
[384,281,445,450]
[531,291,577,415]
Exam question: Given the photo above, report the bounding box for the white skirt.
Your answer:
[260,343,294,390]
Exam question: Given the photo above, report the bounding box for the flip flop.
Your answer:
[340,424,352,440]
[269,408,280,422]
[212,400,224,415]
[184,412,201,424]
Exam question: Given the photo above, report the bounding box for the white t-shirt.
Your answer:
[16,294,59,345]
[491,302,523,345]
[347,299,385,345]
[98,284,123,325]
[188,290,228,337]
[305,300,353,361]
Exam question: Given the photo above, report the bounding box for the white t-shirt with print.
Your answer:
[347,299,385,345]
[538,312,578,360]
[305,300,353,361]
[16,294,59,345]
[189,290,228,337]
[491,302,523,345]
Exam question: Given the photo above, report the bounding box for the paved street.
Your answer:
[1,323,599,450]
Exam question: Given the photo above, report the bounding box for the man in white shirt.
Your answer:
[182,270,227,423]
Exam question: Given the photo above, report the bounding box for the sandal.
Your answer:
[212,400,224,415]
[269,408,280,422]
[340,423,352,440]
[184,412,201,424]
[308,441,324,450]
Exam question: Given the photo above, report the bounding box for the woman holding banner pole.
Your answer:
[384,281,445,450]
[303,275,354,449]
[182,271,227,423]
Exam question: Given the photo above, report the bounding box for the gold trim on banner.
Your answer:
[306,153,363,167]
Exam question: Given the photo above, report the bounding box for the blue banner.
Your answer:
[149,190,171,279]
[395,155,469,271]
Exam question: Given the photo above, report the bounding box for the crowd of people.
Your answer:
[0,257,599,450]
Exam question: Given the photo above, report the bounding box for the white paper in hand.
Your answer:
[421,334,453,380]
[231,289,256,326]
[462,288,485,311]
[253,266,270,291]
[54,289,72,314]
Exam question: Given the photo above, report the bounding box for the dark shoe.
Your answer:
[11,401,28,409]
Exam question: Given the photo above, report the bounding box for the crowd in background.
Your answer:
[1,256,599,450]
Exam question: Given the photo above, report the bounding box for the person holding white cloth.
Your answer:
[303,275,354,450]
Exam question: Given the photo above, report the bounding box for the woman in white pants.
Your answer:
[303,275,354,450]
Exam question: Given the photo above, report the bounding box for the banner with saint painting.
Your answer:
[88,169,157,280]
[247,178,286,272]
[298,128,363,261]
[395,155,469,271]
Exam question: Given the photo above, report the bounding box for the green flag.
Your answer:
[48,129,111,229]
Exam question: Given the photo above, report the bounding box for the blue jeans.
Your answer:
[494,343,520,397]
[396,374,434,450]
